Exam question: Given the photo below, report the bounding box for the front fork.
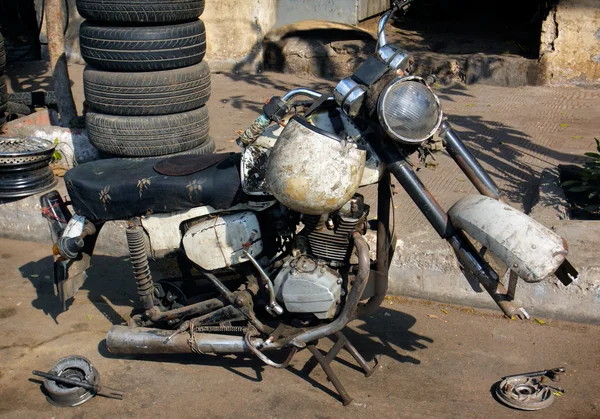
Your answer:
[373,122,529,318]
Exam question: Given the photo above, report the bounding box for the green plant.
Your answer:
[562,138,600,214]
[51,138,63,162]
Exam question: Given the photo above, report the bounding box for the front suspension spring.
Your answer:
[126,221,154,310]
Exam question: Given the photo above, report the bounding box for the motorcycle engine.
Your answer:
[273,194,368,319]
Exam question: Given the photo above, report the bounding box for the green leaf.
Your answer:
[559,123,569,128]
[583,204,600,213]
[584,152,600,159]
[535,318,546,325]
[572,135,583,140]
[568,185,593,192]
[569,185,592,192]
[561,180,579,187]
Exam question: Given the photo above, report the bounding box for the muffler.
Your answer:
[106,325,269,355]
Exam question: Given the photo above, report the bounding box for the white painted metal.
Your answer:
[448,195,568,283]
[182,211,263,271]
[63,215,85,238]
[266,117,366,215]
[141,202,275,258]
[242,110,383,197]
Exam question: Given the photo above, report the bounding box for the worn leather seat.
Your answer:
[65,153,245,221]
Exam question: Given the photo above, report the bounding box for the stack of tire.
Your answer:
[77,0,214,157]
[0,33,7,129]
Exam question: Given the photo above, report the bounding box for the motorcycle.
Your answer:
[40,1,578,405]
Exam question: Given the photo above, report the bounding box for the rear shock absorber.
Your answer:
[126,218,155,312]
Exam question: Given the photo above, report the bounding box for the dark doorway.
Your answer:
[399,0,557,59]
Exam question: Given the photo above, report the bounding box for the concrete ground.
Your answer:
[1,63,600,417]
[1,237,599,419]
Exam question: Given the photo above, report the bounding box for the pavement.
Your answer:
[1,237,599,418]
[1,64,600,417]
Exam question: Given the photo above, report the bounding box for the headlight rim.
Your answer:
[377,75,443,144]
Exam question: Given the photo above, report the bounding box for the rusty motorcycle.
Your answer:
[40,1,578,405]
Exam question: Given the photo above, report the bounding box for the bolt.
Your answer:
[531,244,537,249]
[337,278,343,284]
[513,263,518,268]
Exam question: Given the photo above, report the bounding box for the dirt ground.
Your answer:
[0,237,599,419]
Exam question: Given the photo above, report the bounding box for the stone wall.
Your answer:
[540,0,600,85]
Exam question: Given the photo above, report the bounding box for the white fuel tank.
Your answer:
[182,212,263,271]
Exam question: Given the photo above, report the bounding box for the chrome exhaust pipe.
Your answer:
[106,325,269,355]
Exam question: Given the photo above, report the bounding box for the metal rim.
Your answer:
[377,75,443,144]
[0,136,55,157]
[43,356,100,408]
[0,166,57,198]
[494,378,555,411]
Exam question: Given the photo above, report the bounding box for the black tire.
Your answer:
[0,34,5,74]
[0,78,7,126]
[171,136,215,155]
[84,61,211,116]
[79,20,206,72]
[86,106,210,157]
[76,0,205,24]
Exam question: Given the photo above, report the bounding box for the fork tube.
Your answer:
[372,139,527,318]
[439,121,502,200]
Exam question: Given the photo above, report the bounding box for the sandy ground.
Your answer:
[0,237,599,418]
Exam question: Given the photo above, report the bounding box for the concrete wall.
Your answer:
[276,0,389,27]
[202,0,277,72]
[540,0,600,85]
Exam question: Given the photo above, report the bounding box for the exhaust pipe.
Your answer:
[106,326,269,355]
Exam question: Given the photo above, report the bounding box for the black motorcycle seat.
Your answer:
[64,153,245,221]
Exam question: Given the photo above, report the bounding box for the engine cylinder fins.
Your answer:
[301,214,361,262]
[126,222,155,310]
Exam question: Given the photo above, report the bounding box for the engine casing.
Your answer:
[273,255,342,319]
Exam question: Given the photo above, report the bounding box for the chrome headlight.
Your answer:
[377,76,443,144]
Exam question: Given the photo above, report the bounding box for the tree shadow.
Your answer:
[445,112,581,209]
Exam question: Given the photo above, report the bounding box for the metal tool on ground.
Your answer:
[494,367,565,411]
[34,355,124,407]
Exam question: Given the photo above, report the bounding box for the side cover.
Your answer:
[182,211,263,271]
[448,195,568,283]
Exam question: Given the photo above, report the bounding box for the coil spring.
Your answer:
[195,325,248,333]
[126,225,154,308]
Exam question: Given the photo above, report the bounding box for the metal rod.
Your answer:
[282,88,334,103]
[32,370,125,400]
[386,159,455,238]
[307,345,353,406]
[440,121,502,200]
[368,136,528,318]
[447,233,529,319]
[150,298,225,322]
[357,172,391,317]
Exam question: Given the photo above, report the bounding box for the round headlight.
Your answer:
[377,77,443,144]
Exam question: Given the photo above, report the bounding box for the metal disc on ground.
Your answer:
[42,356,101,407]
[0,136,57,198]
[494,376,556,410]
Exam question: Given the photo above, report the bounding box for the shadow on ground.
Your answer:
[19,254,431,404]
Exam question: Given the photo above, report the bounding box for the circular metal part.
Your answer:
[0,136,55,166]
[333,77,367,118]
[43,356,100,407]
[0,166,57,198]
[494,377,556,411]
[377,76,443,144]
[377,44,414,72]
